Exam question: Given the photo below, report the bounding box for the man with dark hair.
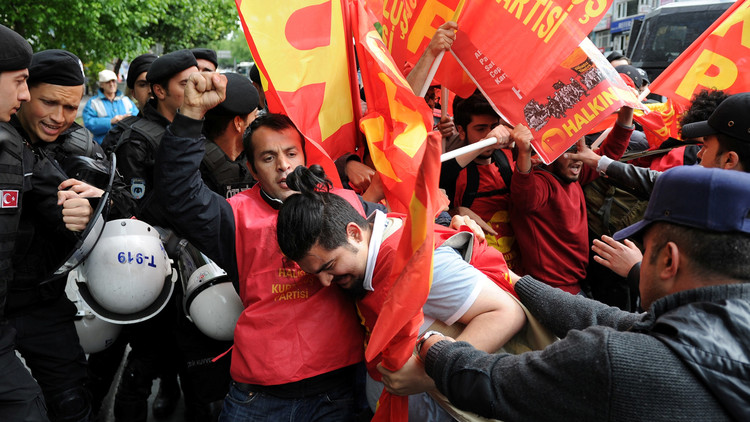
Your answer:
[155,72,374,421]
[200,72,258,198]
[510,105,633,294]
[125,53,157,110]
[191,48,218,72]
[418,165,750,421]
[439,91,526,270]
[0,23,49,422]
[276,166,526,421]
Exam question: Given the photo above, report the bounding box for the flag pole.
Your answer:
[416,0,467,98]
[440,137,496,162]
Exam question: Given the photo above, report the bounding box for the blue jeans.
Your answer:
[219,381,355,421]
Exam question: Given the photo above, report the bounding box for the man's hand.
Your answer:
[487,124,513,149]
[510,124,532,149]
[180,72,228,120]
[345,160,375,194]
[58,190,93,232]
[426,21,457,58]
[361,172,385,204]
[592,235,643,277]
[437,116,456,139]
[564,137,601,169]
[59,178,104,198]
[110,114,131,125]
[377,355,436,396]
[452,207,496,237]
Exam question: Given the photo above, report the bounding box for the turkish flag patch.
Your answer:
[1,190,19,208]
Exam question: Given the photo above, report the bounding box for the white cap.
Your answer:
[98,69,117,83]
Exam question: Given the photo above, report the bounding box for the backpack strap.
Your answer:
[460,150,513,208]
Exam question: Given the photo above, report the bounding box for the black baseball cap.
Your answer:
[615,65,648,88]
[681,92,750,143]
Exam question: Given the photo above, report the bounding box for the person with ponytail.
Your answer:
[277,165,526,421]
[154,72,373,421]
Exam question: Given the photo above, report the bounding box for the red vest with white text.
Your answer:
[228,186,365,385]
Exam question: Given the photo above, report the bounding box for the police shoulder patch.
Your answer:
[131,178,146,200]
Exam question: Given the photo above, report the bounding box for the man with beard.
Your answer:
[439,91,530,271]
[509,105,633,295]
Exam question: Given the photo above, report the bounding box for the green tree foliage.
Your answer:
[0,0,238,65]
[206,31,254,69]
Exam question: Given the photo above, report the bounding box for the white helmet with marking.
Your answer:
[74,219,175,324]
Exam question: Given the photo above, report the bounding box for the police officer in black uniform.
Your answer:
[104,50,198,422]
[0,23,49,422]
[6,49,104,422]
[200,72,258,198]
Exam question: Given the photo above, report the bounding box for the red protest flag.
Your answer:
[353,1,442,420]
[455,0,613,95]
[453,36,644,163]
[650,0,750,109]
[235,0,363,185]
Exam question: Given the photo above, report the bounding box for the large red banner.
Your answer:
[650,0,750,109]
[455,0,613,94]
[453,37,644,163]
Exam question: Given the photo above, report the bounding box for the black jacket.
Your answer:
[425,276,749,421]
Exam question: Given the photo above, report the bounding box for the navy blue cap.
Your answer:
[681,92,750,143]
[614,166,750,240]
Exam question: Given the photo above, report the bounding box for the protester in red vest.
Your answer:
[154,72,379,421]
[276,165,525,421]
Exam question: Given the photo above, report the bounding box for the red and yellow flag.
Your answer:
[634,99,686,148]
[235,0,364,185]
[353,0,442,420]
[650,0,750,109]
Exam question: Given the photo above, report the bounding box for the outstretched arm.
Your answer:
[407,21,457,95]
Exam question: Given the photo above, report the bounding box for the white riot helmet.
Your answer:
[176,240,243,341]
[74,219,175,324]
[65,272,122,353]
